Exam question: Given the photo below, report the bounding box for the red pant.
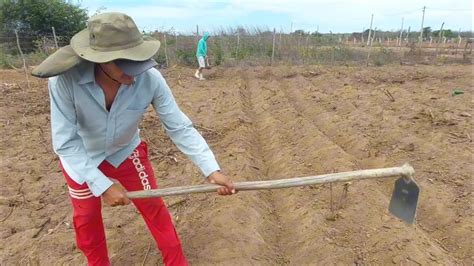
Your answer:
[61,142,187,266]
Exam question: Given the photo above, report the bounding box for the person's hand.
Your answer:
[207,171,236,196]
[102,183,131,206]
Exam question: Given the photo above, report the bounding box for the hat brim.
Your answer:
[31,45,83,78]
[115,58,158,76]
[71,29,160,63]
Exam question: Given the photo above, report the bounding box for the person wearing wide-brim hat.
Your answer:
[33,12,236,266]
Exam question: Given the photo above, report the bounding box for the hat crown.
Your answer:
[88,12,143,51]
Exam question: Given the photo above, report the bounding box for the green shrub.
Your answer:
[213,41,223,66]
[372,46,396,66]
[152,52,167,67]
[176,49,196,67]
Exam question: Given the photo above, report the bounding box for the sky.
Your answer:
[76,0,473,34]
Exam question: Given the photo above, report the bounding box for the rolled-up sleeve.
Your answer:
[49,76,113,196]
[151,71,220,177]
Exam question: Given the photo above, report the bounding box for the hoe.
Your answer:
[127,163,420,224]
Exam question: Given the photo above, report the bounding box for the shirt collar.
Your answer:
[76,61,139,86]
[77,61,95,85]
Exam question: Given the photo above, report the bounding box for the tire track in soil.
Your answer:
[277,69,470,262]
[240,69,457,264]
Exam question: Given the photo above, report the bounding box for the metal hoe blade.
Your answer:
[389,177,420,224]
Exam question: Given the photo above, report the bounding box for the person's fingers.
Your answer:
[222,187,230,195]
[221,187,230,195]
[123,197,131,205]
[217,187,226,195]
[226,180,236,194]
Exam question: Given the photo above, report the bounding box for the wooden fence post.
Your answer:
[405,26,411,44]
[175,32,178,51]
[271,28,276,65]
[419,6,426,48]
[52,26,59,48]
[195,25,199,44]
[366,28,376,66]
[367,14,373,46]
[456,29,462,56]
[435,22,444,57]
[236,29,240,56]
[163,33,169,67]
[14,30,31,90]
[398,17,404,47]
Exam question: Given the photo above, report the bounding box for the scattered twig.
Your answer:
[46,218,68,236]
[149,149,178,164]
[448,131,464,138]
[0,195,22,206]
[167,198,188,208]
[0,206,15,222]
[17,181,26,204]
[448,131,472,143]
[382,88,395,102]
[195,124,223,136]
[449,139,470,144]
[428,109,435,122]
[432,238,450,252]
[6,61,20,70]
[46,155,58,167]
[329,183,334,215]
[148,154,165,161]
[32,217,51,238]
[38,126,52,151]
[141,241,152,266]
[407,256,422,266]
[338,182,351,209]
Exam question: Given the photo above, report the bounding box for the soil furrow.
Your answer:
[274,68,468,263]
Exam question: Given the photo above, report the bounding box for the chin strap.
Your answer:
[98,64,121,84]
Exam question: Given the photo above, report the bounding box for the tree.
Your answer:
[1,0,88,38]
[293,29,306,36]
[422,27,432,38]
[432,29,456,39]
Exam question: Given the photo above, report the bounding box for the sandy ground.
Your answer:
[0,63,472,265]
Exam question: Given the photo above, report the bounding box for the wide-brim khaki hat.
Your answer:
[32,46,157,78]
[71,12,160,63]
[31,45,82,78]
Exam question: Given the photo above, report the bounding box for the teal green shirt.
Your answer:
[196,32,209,57]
